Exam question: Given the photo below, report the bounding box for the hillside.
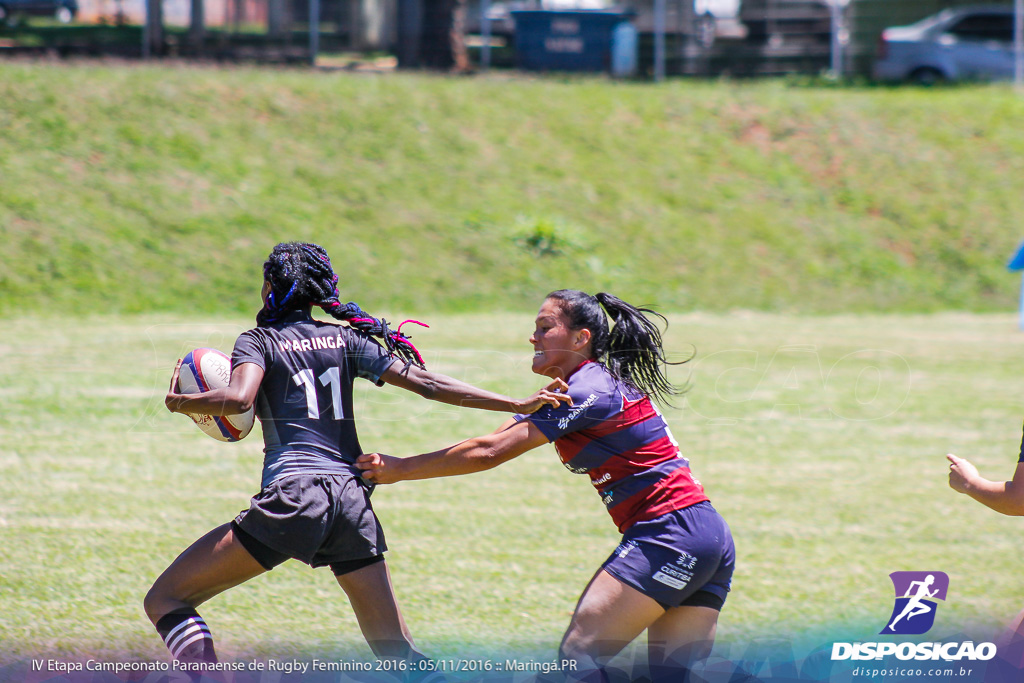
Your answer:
[2,62,1023,316]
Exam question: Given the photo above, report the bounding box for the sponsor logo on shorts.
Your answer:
[615,540,638,559]
[652,552,697,590]
[675,551,697,570]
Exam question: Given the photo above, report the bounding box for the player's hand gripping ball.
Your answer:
[177,348,255,442]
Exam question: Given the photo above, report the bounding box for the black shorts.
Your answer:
[233,472,387,573]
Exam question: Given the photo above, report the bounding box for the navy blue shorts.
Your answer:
[602,502,735,610]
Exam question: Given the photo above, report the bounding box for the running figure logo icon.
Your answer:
[880,571,949,635]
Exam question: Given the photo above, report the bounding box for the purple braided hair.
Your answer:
[257,242,428,369]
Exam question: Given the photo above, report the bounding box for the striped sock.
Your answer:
[155,609,218,663]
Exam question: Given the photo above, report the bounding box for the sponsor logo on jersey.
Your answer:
[557,393,598,431]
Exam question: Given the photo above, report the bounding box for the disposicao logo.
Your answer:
[880,571,949,636]
[830,571,997,663]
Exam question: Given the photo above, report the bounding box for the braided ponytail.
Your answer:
[257,242,428,368]
[546,289,687,405]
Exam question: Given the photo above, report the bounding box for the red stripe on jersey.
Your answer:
[554,430,590,465]
[553,396,664,465]
[586,435,680,487]
[585,395,658,438]
[610,467,709,532]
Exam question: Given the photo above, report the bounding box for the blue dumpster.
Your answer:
[511,9,637,75]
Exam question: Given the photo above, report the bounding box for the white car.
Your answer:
[874,5,1019,84]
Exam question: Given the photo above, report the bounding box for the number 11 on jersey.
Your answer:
[292,367,344,419]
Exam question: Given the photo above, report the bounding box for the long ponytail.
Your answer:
[546,289,687,405]
[258,242,427,368]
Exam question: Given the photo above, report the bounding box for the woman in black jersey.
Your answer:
[148,242,567,671]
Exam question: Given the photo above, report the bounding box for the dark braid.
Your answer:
[546,289,688,405]
[257,242,427,368]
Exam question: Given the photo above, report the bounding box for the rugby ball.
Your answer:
[177,348,255,442]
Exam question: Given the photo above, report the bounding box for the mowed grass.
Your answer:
[4,62,1024,316]
[1,311,1023,668]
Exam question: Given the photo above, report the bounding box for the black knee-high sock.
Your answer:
[155,608,218,663]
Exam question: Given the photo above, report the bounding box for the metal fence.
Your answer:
[617,0,1009,77]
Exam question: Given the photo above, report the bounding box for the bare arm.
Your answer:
[355,419,550,484]
[947,454,1024,516]
[491,417,518,434]
[380,362,570,414]
[165,360,265,416]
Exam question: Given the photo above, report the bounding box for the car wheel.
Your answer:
[909,67,945,86]
[55,5,72,22]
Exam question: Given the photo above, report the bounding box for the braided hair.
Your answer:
[545,289,688,405]
[257,242,427,368]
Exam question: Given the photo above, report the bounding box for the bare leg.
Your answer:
[559,569,667,682]
[144,523,267,665]
[334,559,421,660]
[145,523,267,623]
[647,606,719,683]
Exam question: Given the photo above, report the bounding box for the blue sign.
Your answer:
[1008,240,1024,271]
[1009,240,1024,329]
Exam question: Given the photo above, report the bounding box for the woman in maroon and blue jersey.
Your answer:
[357,289,735,682]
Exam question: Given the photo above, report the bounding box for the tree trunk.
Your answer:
[450,0,469,71]
[188,0,205,49]
[418,0,465,69]
[396,0,423,66]
[268,0,290,38]
[145,0,164,56]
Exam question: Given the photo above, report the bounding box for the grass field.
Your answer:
[2,311,1023,673]
[3,62,1024,317]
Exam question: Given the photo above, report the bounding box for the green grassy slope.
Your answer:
[2,62,1023,316]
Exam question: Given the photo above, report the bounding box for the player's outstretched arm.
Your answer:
[380,363,570,414]
[357,419,549,484]
[947,454,1024,516]
[165,359,264,416]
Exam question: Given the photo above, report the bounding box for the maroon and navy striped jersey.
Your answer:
[515,361,708,532]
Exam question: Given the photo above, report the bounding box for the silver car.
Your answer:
[874,5,1018,84]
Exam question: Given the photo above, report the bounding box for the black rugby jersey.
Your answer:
[232,310,397,488]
